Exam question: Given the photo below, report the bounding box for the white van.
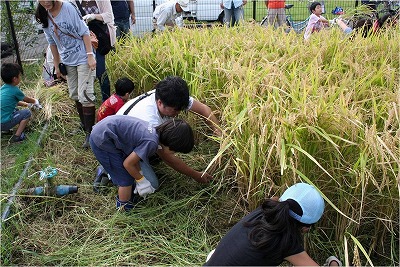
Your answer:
[131,0,222,36]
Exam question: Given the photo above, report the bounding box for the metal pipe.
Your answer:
[1,122,49,227]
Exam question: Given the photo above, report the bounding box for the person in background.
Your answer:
[220,0,247,27]
[153,0,190,32]
[204,183,342,267]
[35,0,96,148]
[264,0,286,28]
[1,63,42,143]
[111,0,136,39]
[333,11,397,38]
[115,76,221,189]
[97,77,135,122]
[304,2,329,40]
[90,116,194,211]
[79,0,117,103]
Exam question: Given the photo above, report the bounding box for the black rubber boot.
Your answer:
[76,101,85,128]
[82,106,96,149]
[71,101,85,134]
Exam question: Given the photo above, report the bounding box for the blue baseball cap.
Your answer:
[279,183,325,224]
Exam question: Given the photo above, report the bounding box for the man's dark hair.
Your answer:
[154,76,190,111]
[309,2,321,12]
[1,63,22,84]
[115,77,135,96]
[156,119,194,153]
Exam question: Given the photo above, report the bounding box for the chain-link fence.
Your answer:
[1,0,48,65]
[1,0,398,65]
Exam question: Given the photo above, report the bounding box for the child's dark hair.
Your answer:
[244,199,307,262]
[156,119,194,153]
[1,63,22,84]
[115,77,135,97]
[309,2,321,13]
[155,76,190,111]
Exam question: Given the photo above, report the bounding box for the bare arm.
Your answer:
[190,100,222,136]
[22,97,36,104]
[157,146,213,183]
[336,18,349,31]
[320,17,329,24]
[128,0,136,24]
[265,1,268,8]
[82,34,96,70]
[285,251,319,266]
[123,151,143,180]
[49,44,63,79]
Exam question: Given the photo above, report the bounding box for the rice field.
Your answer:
[1,19,399,266]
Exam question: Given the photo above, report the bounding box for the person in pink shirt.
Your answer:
[304,2,329,40]
[97,77,135,122]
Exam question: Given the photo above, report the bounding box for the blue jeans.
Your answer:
[224,2,244,27]
[1,109,31,131]
[115,18,130,39]
[139,160,159,190]
[90,138,159,189]
[95,52,110,102]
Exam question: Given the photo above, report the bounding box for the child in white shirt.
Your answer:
[304,2,329,40]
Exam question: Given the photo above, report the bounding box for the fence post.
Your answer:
[252,0,257,21]
[5,0,23,73]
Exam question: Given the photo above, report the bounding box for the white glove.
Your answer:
[175,16,184,28]
[83,14,96,23]
[33,99,42,110]
[133,176,155,198]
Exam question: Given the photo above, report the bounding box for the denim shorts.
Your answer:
[89,137,160,189]
[344,27,353,35]
[1,109,31,131]
[90,137,135,187]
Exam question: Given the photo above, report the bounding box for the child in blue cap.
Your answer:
[205,183,342,266]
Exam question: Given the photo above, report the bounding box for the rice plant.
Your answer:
[107,23,399,265]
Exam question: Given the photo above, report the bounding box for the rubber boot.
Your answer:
[82,106,95,148]
[71,101,85,135]
[76,101,85,128]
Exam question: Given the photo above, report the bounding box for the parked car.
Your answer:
[131,0,222,36]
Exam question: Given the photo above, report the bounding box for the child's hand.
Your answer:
[29,99,42,110]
